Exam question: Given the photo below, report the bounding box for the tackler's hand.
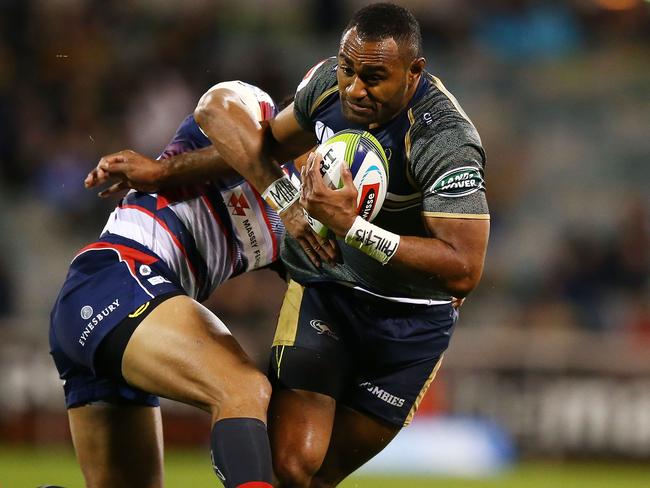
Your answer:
[451,297,465,310]
[279,199,337,268]
[85,150,167,197]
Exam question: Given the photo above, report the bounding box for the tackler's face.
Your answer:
[337,27,422,128]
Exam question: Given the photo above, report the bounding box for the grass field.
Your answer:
[0,445,648,488]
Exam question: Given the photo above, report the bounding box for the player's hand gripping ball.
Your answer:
[306,129,389,237]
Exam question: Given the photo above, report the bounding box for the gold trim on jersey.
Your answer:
[128,301,150,318]
[404,108,420,190]
[404,109,414,162]
[429,74,476,129]
[404,354,445,426]
[381,205,422,213]
[272,280,304,347]
[309,86,339,117]
[386,191,421,202]
[382,192,422,211]
[423,211,491,220]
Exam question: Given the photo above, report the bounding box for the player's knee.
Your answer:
[241,369,272,408]
[207,369,271,417]
[273,449,322,488]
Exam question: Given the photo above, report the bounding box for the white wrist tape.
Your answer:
[262,175,300,214]
[344,216,400,265]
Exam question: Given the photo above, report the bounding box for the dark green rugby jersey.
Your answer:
[284,57,489,301]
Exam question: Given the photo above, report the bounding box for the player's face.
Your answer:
[337,28,423,127]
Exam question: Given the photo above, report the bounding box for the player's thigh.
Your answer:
[312,405,399,488]
[122,294,270,419]
[269,280,351,399]
[68,403,163,488]
[268,281,352,479]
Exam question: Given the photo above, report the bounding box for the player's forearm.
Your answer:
[342,217,489,297]
[389,235,486,297]
[157,145,232,187]
[194,92,285,193]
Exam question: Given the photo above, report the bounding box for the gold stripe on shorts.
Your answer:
[272,280,304,347]
[403,354,445,426]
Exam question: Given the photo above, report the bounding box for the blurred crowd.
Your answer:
[0,0,648,347]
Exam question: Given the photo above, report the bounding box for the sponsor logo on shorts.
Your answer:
[309,319,339,341]
[430,166,484,198]
[78,299,120,347]
[359,381,405,407]
[128,301,150,318]
[80,305,93,320]
[148,276,171,286]
[139,264,152,276]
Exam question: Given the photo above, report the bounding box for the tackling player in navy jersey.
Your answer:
[93,4,490,487]
[52,81,292,488]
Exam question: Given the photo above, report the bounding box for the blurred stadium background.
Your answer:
[0,0,648,486]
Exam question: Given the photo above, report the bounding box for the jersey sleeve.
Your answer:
[158,114,211,160]
[202,80,277,122]
[293,57,338,132]
[410,119,489,218]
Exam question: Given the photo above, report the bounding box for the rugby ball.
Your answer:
[307,129,389,237]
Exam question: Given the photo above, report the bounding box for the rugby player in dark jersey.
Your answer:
[93,4,490,487]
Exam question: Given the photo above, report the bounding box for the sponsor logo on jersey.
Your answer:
[359,381,405,407]
[315,121,334,144]
[78,299,120,347]
[148,276,171,286]
[430,166,483,198]
[309,319,339,341]
[80,305,93,320]
[139,264,152,276]
[227,193,250,216]
[228,183,270,271]
[242,218,262,268]
[357,183,380,220]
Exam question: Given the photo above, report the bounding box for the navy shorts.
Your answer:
[49,235,184,408]
[269,281,457,427]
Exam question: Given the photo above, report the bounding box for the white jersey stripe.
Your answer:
[167,197,232,294]
[103,207,198,298]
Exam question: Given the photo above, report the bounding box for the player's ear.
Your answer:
[409,57,425,77]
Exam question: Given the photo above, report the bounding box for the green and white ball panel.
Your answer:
[308,129,389,237]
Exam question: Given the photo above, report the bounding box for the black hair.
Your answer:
[344,3,423,59]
